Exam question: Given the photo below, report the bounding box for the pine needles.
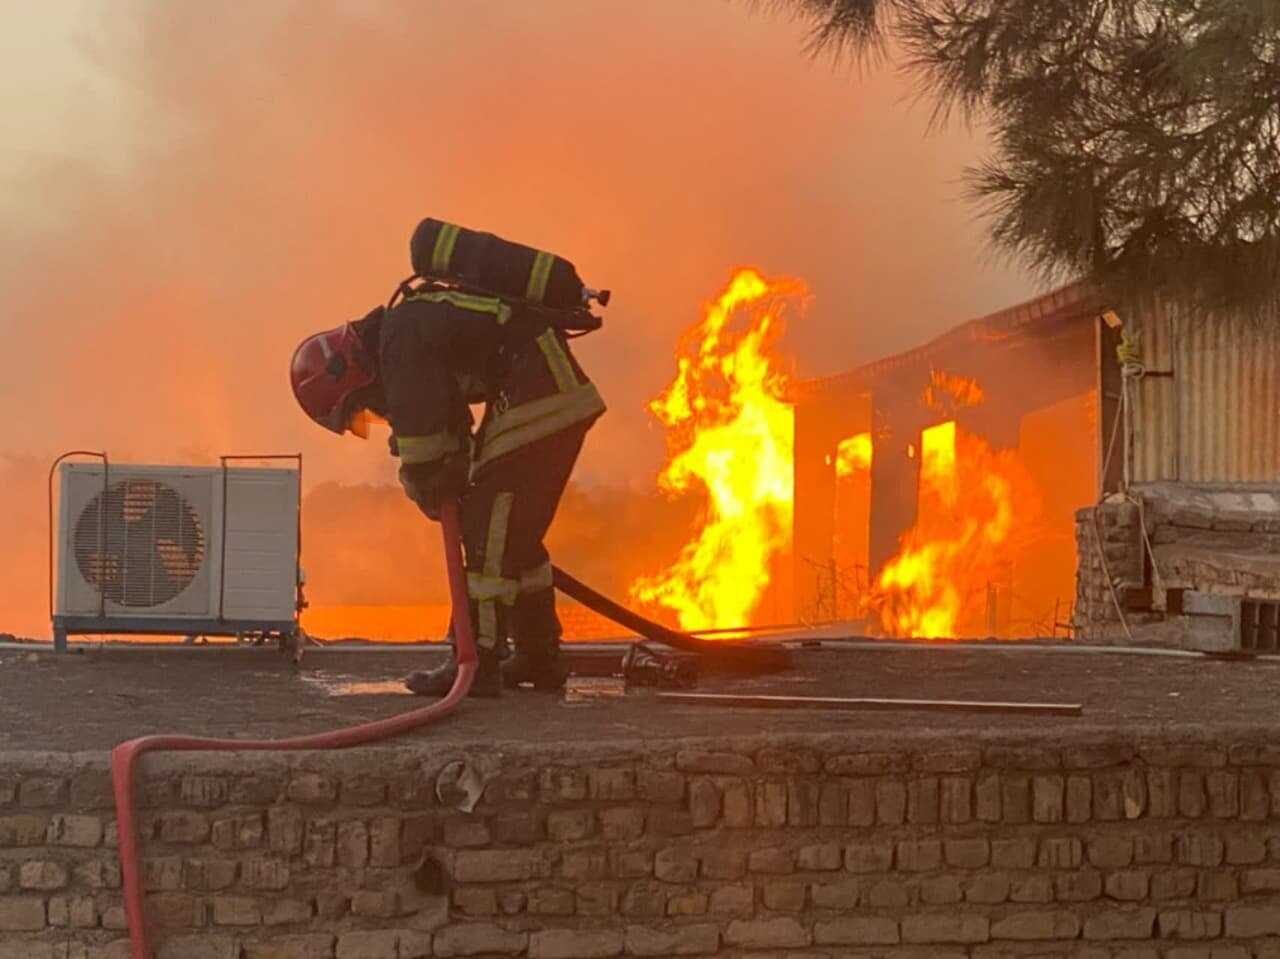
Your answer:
[766,0,1280,322]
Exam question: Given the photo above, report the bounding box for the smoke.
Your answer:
[0,456,51,639]
[0,1,1033,638]
[302,480,695,608]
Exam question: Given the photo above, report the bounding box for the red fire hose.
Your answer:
[110,501,477,959]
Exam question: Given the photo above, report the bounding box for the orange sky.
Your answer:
[0,1,1036,638]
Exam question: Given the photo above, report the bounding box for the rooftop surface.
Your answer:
[2,640,1277,754]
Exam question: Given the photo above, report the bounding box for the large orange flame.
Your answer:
[630,268,804,630]
[872,423,1043,638]
[628,282,1067,641]
[835,432,873,477]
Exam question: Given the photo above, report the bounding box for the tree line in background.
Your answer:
[772,0,1280,321]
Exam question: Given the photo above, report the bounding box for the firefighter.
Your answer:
[289,233,605,698]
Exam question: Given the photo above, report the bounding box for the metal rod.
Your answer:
[687,621,819,638]
[101,457,110,620]
[295,454,303,624]
[1169,307,1181,481]
[218,457,229,621]
[657,692,1083,717]
[148,479,158,606]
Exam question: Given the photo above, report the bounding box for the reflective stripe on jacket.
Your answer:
[472,327,605,471]
[379,290,603,474]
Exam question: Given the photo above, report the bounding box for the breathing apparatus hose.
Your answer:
[110,500,477,959]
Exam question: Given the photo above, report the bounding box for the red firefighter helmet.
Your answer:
[290,323,377,435]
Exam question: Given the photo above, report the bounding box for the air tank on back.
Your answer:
[410,218,610,310]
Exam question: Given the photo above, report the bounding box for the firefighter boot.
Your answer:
[501,636,569,692]
[404,646,501,698]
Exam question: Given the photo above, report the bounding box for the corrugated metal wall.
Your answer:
[1131,305,1280,483]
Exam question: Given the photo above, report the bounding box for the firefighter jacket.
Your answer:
[378,290,605,479]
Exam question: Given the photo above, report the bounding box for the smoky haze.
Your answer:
[0,1,1034,639]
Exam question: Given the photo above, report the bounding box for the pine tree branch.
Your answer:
[758,0,1280,320]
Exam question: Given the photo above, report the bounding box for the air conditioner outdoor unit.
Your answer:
[52,460,301,651]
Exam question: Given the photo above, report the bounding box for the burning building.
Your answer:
[791,282,1280,649]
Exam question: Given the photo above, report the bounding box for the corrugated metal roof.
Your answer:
[1132,307,1280,484]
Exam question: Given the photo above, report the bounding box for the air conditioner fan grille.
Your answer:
[73,479,206,608]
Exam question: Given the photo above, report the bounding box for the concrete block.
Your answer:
[587,767,636,801]
[724,917,810,949]
[620,881,667,918]
[761,879,806,911]
[1082,907,1157,939]
[0,896,45,931]
[814,916,898,945]
[636,769,683,804]
[901,914,990,944]
[965,872,1011,904]
[796,842,842,871]
[624,923,719,956]
[990,910,1081,940]
[863,878,909,908]
[1157,909,1222,939]
[920,876,962,904]
[434,922,527,956]
[810,876,859,909]
[1225,905,1280,937]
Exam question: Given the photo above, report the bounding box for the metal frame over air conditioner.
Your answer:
[50,454,302,651]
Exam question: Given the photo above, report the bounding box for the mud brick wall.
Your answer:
[3,732,1280,957]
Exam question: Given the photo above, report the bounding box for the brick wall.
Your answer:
[3,732,1280,957]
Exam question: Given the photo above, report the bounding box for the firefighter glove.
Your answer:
[399,450,471,521]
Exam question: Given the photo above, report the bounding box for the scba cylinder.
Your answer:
[410,218,606,310]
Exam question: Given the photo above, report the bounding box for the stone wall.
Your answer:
[1074,498,1157,644]
[1074,484,1280,647]
[4,731,1280,957]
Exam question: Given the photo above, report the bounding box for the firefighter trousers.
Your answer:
[460,425,587,653]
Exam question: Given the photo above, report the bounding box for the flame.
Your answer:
[871,422,1042,639]
[630,268,804,630]
[922,369,985,414]
[835,432,873,477]
[920,421,957,508]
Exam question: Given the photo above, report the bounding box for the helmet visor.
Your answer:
[347,408,389,439]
